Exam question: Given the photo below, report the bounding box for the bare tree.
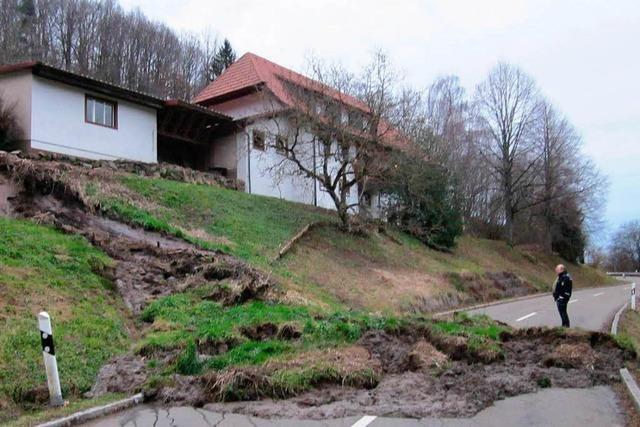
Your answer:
[254,52,400,228]
[609,221,640,271]
[474,62,542,244]
[0,0,227,100]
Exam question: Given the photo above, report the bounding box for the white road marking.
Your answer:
[516,312,537,322]
[569,299,579,304]
[352,415,377,427]
[593,292,605,297]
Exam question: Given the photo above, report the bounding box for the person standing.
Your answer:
[553,264,572,327]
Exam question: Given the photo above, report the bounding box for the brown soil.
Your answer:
[91,326,634,420]
[0,152,276,315]
[198,328,632,419]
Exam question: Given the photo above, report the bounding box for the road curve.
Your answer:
[466,283,633,331]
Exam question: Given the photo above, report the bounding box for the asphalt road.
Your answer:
[466,283,633,331]
[84,386,625,427]
[81,283,634,427]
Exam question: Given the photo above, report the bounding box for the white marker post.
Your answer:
[38,312,63,406]
[632,283,637,311]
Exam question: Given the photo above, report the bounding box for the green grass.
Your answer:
[432,313,507,341]
[0,218,130,422]
[98,176,334,264]
[138,292,400,376]
[2,393,126,427]
[87,172,614,313]
[618,309,640,357]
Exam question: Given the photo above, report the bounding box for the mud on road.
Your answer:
[196,327,630,419]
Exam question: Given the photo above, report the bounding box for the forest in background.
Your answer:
[0,0,236,100]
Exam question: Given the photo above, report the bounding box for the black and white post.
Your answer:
[632,283,637,311]
[38,311,63,407]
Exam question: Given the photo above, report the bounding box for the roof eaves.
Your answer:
[0,61,164,109]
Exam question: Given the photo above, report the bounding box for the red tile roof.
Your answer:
[194,53,410,151]
[194,52,369,111]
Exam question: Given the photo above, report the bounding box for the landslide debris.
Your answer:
[0,151,276,314]
[1,151,635,420]
[201,327,632,420]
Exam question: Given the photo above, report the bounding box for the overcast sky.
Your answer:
[122,0,639,245]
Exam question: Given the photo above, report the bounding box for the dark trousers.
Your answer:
[556,300,570,327]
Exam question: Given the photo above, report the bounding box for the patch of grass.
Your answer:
[0,218,130,422]
[270,365,377,397]
[113,176,335,264]
[618,309,640,357]
[537,376,551,388]
[138,292,399,375]
[3,393,126,427]
[208,341,291,371]
[432,313,507,341]
[175,340,202,375]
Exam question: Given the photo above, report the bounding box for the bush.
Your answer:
[380,151,463,249]
[0,96,23,151]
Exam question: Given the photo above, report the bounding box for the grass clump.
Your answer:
[0,218,130,422]
[618,309,640,358]
[175,341,202,375]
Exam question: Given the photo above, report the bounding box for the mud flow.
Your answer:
[0,152,635,420]
[0,152,274,314]
[200,328,633,419]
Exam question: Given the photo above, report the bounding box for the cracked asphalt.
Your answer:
[82,386,626,426]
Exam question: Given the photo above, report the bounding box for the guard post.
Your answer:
[38,311,63,406]
[632,283,637,311]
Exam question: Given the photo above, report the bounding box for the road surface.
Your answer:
[466,283,632,330]
[84,386,625,426]
[81,283,633,427]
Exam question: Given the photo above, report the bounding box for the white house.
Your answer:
[0,62,163,162]
[0,62,237,166]
[193,52,407,213]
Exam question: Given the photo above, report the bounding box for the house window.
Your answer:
[252,130,265,151]
[85,95,117,128]
[275,134,287,154]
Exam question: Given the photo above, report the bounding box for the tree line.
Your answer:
[408,63,607,259]
[0,0,237,100]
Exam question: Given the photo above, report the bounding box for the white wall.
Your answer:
[30,76,157,162]
[241,117,317,205]
[0,71,33,144]
[211,92,280,120]
[208,91,359,212]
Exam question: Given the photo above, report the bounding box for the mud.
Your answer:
[0,152,276,314]
[201,328,631,420]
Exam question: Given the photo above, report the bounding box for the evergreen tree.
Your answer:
[208,39,237,81]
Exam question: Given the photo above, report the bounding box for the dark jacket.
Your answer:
[553,272,572,303]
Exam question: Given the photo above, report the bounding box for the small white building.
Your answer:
[0,62,163,162]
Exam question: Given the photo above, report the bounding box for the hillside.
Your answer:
[0,152,619,423]
[0,218,131,422]
[83,168,613,313]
